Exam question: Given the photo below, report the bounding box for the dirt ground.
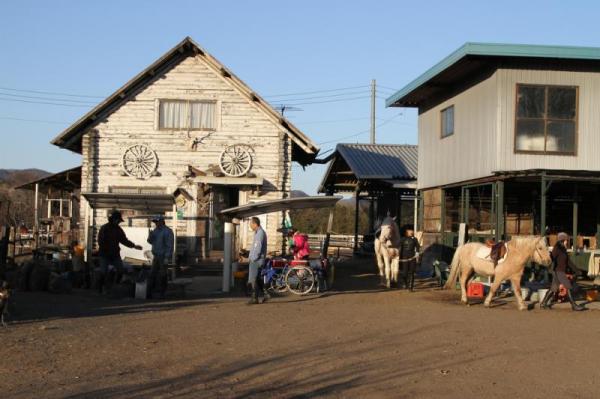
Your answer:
[1,259,600,399]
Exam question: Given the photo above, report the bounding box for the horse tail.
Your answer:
[444,246,462,290]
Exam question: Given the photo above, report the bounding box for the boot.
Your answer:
[247,284,258,305]
[261,289,271,303]
[540,289,554,309]
[567,289,586,311]
[409,272,415,292]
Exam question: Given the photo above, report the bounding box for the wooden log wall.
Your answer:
[81,54,294,259]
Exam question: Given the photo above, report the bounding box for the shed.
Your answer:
[319,143,418,251]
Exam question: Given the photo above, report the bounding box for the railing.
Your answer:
[307,234,364,256]
[1,226,35,263]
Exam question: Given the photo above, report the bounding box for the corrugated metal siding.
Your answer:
[417,73,498,189]
[497,68,600,172]
[337,144,418,180]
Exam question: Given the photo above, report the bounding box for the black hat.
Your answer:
[109,210,124,223]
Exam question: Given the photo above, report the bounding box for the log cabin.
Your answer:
[51,37,319,262]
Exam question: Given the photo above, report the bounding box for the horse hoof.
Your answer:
[483,302,491,308]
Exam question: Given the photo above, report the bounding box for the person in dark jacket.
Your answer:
[399,225,420,291]
[97,210,142,293]
[541,232,586,311]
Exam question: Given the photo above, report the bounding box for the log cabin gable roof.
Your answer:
[51,36,319,165]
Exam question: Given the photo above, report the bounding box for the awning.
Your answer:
[82,192,175,212]
[219,195,342,219]
[15,166,82,191]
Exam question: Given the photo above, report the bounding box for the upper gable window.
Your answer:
[441,105,454,138]
[515,84,577,155]
[158,100,216,130]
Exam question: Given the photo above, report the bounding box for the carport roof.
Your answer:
[318,143,417,193]
[219,196,342,219]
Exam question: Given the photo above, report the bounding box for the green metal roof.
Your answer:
[386,42,600,108]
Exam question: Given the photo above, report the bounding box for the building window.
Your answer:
[515,84,577,154]
[441,105,454,138]
[158,100,216,130]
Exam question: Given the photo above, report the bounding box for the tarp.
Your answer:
[82,192,174,212]
[219,196,342,219]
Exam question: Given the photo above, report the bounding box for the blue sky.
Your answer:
[1,0,599,194]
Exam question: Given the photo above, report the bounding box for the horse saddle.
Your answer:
[476,241,508,266]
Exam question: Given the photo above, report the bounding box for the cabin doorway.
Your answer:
[209,186,239,251]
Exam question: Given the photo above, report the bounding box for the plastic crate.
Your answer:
[467,282,485,298]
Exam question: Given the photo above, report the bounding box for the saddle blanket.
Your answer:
[475,244,508,264]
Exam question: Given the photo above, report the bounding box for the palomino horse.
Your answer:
[374,216,401,288]
[444,236,552,310]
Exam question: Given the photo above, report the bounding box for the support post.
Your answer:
[222,220,233,293]
[573,201,578,250]
[440,188,446,244]
[34,183,39,228]
[496,180,504,241]
[540,175,546,237]
[322,208,335,258]
[172,204,178,265]
[34,183,39,250]
[83,200,91,262]
[413,191,418,232]
[354,186,360,253]
[573,184,578,250]
[596,186,600,249]
[368,194,375,233]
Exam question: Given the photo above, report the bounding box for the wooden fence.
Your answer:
[307,234,364,256]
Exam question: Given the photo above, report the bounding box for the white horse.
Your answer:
[444,236,552,310]
[374,216,401,289]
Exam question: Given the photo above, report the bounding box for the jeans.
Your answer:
[98,255,125,292]
[149,256,168,296]
[248,258,265,290]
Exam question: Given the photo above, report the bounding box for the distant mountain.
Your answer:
[290,190,309,198]
[0,169,50,187]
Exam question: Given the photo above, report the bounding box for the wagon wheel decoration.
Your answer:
[122,144,158,179]
[219,145,252,177]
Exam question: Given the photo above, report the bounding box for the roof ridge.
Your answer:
[51,36,319,163]
[387,42,600,107]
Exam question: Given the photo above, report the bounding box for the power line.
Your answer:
[0,96,93,108]
[377,84,399,91]
[0,86,104,99]
[316,113,403,145]
[290,116,371,125]
[0,91,98,105]
[271,95,370,107]
[0,116,67,124]
[261,89,368,103]
[263,85,369,98]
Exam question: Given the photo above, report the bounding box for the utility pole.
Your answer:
[370,79,376,144]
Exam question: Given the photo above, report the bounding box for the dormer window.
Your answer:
[158,100,217,130]
[515,84,577,155]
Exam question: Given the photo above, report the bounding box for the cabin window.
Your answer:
[515,84,577,154]
[158,100,216,130]
[441,105,454,138]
